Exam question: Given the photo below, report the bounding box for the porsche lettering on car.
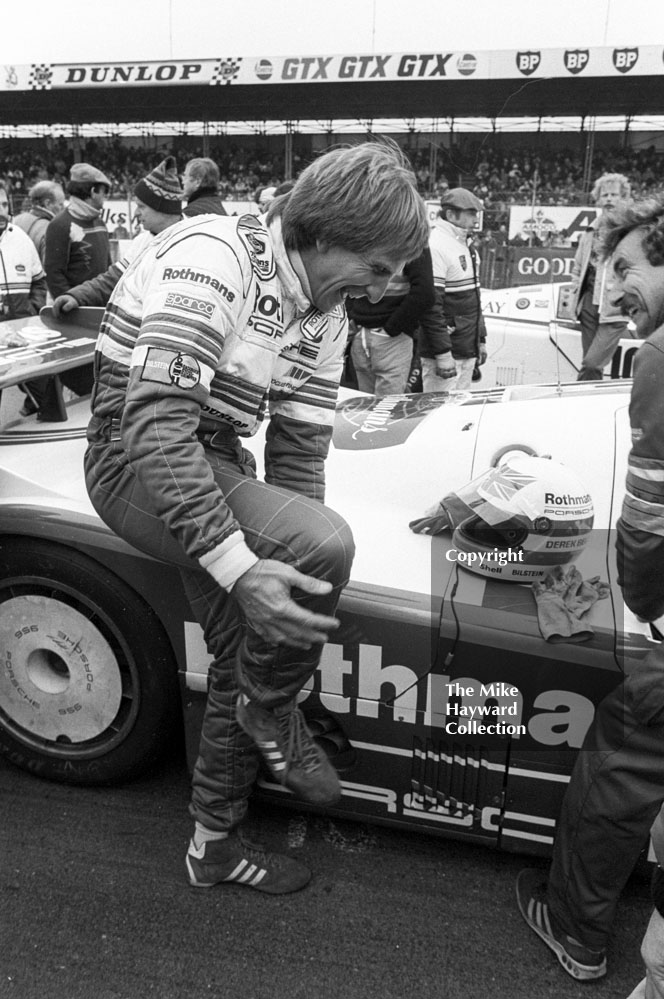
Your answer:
[0,306,649,859]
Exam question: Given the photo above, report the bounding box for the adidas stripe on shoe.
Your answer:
[186,832,311,894]
[516,869,607,980]
[236,695,341,806]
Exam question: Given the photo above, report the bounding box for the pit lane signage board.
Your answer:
[0,308,102,390]
[3,46,664,90]
[508,206,597,244]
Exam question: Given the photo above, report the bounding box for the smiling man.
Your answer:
[517,196,664,982]
[85,141,428,895]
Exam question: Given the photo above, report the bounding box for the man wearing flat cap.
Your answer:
[44,162,112,300]
[21,163,113,411]
[418,186,487,392]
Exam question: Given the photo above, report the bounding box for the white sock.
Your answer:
[193,823,229,849]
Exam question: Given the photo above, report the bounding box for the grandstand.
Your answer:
[2,42,663,282]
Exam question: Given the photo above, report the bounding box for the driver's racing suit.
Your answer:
[545,323,664,954]
[85,212,354,832]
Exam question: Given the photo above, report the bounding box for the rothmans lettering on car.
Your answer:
[161,267,235,303]
[164,292,216,321]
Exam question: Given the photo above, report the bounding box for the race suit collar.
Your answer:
[268,215,312,313]
[435,216,471,243]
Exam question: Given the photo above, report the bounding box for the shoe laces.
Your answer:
[278,707,322,774]
[237,833,287,870]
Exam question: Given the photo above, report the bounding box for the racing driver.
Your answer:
[84,141,429,895]
[517,195,664,982]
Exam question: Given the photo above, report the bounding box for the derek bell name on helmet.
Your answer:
[445,548,524,571]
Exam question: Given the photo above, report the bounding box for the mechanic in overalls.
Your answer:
[84,142,429,895]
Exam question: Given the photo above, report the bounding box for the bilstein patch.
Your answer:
[141,347,201,389]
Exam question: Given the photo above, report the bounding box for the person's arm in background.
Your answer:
[43,215,72,299]
[382,249,435,337]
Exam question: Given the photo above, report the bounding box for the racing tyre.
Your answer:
[0,538,182,785]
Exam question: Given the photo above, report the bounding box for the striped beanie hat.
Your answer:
[133,156,183,215]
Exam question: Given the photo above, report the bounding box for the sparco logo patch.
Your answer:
[161,267,235,303]
[165,291,215,320]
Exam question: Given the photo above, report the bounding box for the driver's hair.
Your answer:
[271,140,429,264]
[601,196,664,266]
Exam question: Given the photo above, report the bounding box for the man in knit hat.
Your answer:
[52,157,184,318]
[133,155,183,220]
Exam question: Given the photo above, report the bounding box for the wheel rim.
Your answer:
[0,585,140,759]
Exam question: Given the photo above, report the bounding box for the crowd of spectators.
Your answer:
[2,134,664,241]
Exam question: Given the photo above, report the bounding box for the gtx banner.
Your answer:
[3,45,664,90]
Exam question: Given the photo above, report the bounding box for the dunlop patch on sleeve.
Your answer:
[141,347,201,389]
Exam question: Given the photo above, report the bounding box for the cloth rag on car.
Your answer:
[532,565,610,643]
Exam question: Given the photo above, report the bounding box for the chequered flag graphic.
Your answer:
[29,64,53,90]
[210,58,242,85]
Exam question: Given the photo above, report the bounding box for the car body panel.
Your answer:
[482,282,641,384]
[0,332,651,853]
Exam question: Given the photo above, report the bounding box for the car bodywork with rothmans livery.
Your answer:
[0,308,650,860]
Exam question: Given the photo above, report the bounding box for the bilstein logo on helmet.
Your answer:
[544,492,592,505]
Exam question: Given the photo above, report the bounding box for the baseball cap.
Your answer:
[69,162,112,187]
[440,187,483,211]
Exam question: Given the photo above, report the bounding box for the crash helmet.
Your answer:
[450,455,594,582]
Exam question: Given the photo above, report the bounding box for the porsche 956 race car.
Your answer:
[481,281,640,385]
[0,321,650,857]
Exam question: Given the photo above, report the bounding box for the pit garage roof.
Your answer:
[1,45,663,125]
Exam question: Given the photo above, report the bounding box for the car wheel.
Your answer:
[0,538,182,785]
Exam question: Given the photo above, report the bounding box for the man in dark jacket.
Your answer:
[347,248,435,395]
[42,162,112,400]
[517,196,664,982]
[182,158,228,217]
[44,163,112,299]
